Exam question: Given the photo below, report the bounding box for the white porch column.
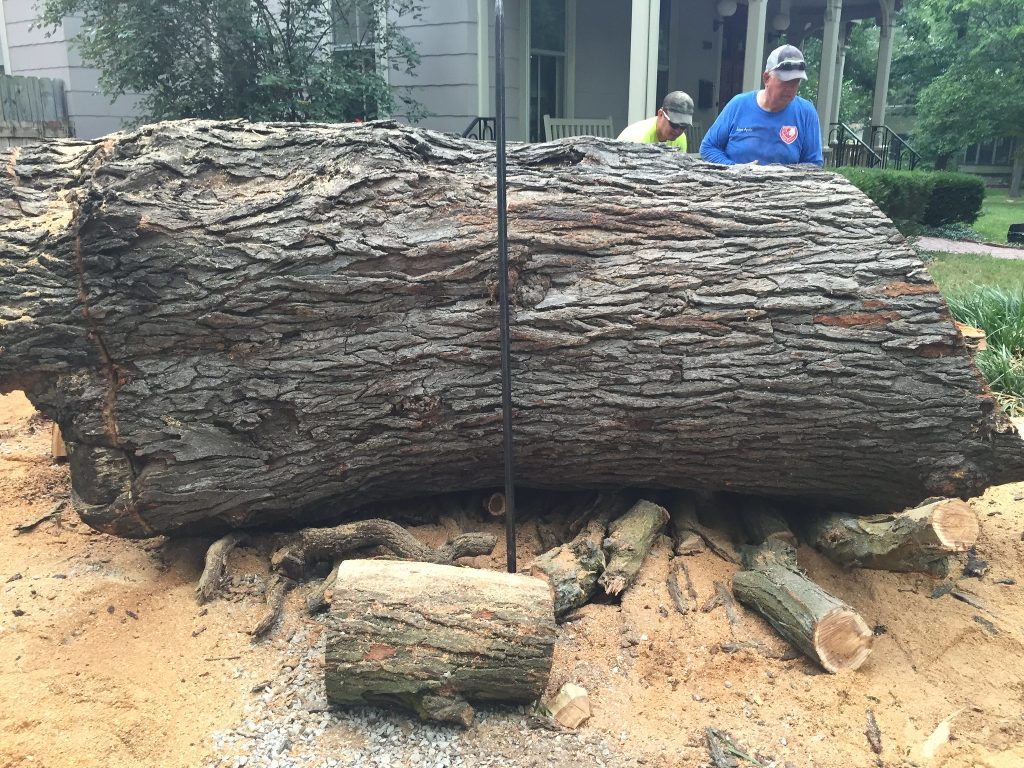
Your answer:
[628,0,660,123]
[742,0,768,92]
[646,0,661,115]
[816,0,843,143]
[828,30,849,128]
[476,0,490,117]
[871,0,895,127]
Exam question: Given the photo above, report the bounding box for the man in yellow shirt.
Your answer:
[616,91,694,151]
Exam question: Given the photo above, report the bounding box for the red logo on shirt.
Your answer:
[780,126,798,144]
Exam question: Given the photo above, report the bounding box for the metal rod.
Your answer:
[494,0,517,573]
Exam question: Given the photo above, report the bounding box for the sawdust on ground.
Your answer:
[2,389,1023,768]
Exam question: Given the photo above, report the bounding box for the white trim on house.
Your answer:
[0,1,12,74]
[742,0,767,92]
[476,0,490,117]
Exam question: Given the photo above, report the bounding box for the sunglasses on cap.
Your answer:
[774,60,806,72]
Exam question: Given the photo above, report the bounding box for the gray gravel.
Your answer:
[205,622,642,768]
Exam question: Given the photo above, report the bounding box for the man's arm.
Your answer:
[700,103,736,165]
[800,103,824,166]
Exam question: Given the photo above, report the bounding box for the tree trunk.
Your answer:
[323,559,555,726]
[1009,150,1023,201]
[802,498,978,577]
[732,541,874,673]
[2,120,1022,537]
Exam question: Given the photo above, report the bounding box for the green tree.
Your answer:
[37,0,425,123]
[893,0,1024,195]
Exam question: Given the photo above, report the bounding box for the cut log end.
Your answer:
[814,608,874,673]
[932,500,980,551]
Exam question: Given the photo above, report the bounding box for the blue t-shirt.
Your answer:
[700,91,823,166]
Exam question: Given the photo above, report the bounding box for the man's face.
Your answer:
[655,108,687,142]
[762,71,802,110]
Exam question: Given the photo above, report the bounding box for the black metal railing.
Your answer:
[461,116,496,140]
[869,124,921,170]
[828,122,882,169]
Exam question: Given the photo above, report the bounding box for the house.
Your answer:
[0,0,138,139]
[389,0,903,148]
[0,0,901,148]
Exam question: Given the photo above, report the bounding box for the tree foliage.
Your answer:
[38,0,425,123]
[893,0,1024,167]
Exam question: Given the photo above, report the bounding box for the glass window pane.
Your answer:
[531,0,565,53]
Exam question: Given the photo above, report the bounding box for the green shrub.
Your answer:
[836,167,934,230]
[923,172,985,226]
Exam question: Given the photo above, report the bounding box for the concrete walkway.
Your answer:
[915,236,1024,260]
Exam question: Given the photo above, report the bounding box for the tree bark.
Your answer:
[802,498,978,577]
[732,540,874,673]
[323,559,555,726]
[2,119,1023,537]
[599,499,669,596]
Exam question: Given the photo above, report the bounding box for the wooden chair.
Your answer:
[542,115,615,142]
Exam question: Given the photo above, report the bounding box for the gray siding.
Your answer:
[2,0,141,139]
[574,0,631,135]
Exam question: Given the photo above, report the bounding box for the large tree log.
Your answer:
[324,559,556,726]
[2,119,1023,537]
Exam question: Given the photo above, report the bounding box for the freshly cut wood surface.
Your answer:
[732,541,873,673]
[323,559,555,726]
[2,119,1022,536]
[805,498,979,576]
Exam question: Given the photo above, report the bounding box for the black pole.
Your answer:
[494,0,517,573]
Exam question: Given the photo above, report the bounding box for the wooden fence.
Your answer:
[0,74,70,147]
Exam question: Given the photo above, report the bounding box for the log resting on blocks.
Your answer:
[732,540,874,673]
[323,559,556,726]
[2,119,1024,537]
[803,498,979,577]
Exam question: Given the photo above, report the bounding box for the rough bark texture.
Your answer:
[599,499,669,596]
[270,519,497,579]
[803,498,979,577]
[324,559,555,726]
[2,119,1023,537]
[732,540,873,672]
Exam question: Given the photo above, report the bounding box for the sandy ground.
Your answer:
[3,388,1024,768]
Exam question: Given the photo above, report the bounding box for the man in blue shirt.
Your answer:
[700,45,823,166]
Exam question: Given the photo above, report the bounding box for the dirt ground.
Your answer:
[2,388,1024,768]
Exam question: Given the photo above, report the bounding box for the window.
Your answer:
[332,1,385,120]
[529,0,567,142]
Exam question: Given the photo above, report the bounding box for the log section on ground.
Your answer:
[1,119,1023,537]
[802,498,979,577]
[323,559,556,726]
[732,540,874,672]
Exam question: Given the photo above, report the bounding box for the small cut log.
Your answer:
[804,498,979,577]
[530,492,631,618]
[270,519,497,578]
[732,540,873,672]
[599,499,669,597]
[739,498,797,547]
[324,560,555,726]
[667,492,738,563]
[196,532,248,604]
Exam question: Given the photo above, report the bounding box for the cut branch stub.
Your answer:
[2,120,1023,537]
[324,560,555,726]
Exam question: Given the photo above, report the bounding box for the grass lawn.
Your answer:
[924,251,1024,296]
[924,250,1024,414]
[973,188,1024,244]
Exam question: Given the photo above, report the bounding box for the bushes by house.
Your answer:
[836,167,985,232]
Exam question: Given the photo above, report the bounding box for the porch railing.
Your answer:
[869,125,921,171]
[828,122,882,169]
[461,117,496,140]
